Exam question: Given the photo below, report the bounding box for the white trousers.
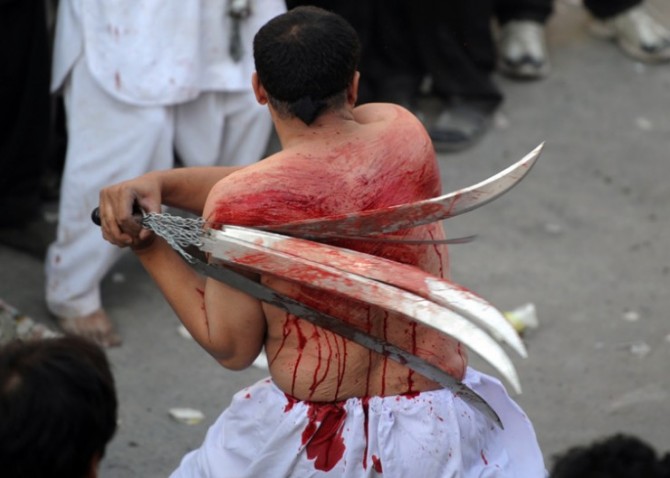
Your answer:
[45,57,273,319]
[171,368,546,478]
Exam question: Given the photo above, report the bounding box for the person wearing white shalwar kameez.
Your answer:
[46,0,286,345]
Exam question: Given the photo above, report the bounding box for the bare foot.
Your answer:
[58,309,122,348]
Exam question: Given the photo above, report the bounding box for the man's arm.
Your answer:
[98,165,266,368]
[99,166,244,248]
[133,237,267,370]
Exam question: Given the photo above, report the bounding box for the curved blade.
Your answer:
[187,256,503,427]
[259,143,543,237]
[218,226,526,359]
[199,228,522,394]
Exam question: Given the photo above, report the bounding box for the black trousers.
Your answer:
[287,0,502,110]
[496,0,644,24]
[0,0,51,226]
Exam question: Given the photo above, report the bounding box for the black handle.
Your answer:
[91,207,102,226]
[91,203,143,226]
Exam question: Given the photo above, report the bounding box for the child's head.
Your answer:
[0,336,118,478]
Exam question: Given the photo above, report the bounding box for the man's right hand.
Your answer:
[98,172,163,250]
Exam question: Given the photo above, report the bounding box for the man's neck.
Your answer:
[274,108,358,150]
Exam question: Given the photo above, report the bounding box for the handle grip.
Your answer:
[91,204,144,226]
[91,207,102,226]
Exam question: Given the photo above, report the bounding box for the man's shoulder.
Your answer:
[353,102,422,127]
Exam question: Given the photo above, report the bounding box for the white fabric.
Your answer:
[171,368,546,478]
[51,0,287,104]
[46,0,284,318]
[45,57,274,319]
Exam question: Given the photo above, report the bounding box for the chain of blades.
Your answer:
[141,212,206,263]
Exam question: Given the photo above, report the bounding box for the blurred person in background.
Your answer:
[550,433,670,478]
[287,0,504,153]
[497,0,670,79]
[0,0,53,258]
[46,0,285,347]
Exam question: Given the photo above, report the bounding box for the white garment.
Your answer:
[52,0,286,104]
[46,0,285,319]
[171,368,546,478]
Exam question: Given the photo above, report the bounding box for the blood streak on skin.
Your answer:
[195,287,210,341]
[380,311,389,396]
[364,308,373,396]
[361,397,370,470]
[211,125,445,397]
[291,318,307,396]
[270,313,292,366]
[407,321,417,393]
[308,325,334,399]
[335,335,347,398]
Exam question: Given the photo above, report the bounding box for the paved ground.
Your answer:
[2,2,669,476]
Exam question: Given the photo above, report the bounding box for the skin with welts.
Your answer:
[202,104,468,402]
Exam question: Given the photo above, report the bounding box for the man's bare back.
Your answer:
[202,103,468,402]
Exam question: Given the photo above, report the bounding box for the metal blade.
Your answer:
[217,226,526,359]
[187,255,503,427]
[199,228,522,394]
[258,143,543,237]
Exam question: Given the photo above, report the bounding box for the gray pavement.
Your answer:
[2,2,670,476]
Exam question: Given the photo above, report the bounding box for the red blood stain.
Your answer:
[481,450,488,465]
[407,321,417,392]
[244,393,251,399]
[301,402,347,472]
[114,71,122,90]
[365,309,373,396]
[372,454,383,473]
[284,393,297,413]
[335,335,347,398]
[291,317,307,395]
[309,325,335,399]
[270,312,292,366]
[380,312,389,395]
[195,287,210,340]
[209,121,449,399]
[362,397,370,469]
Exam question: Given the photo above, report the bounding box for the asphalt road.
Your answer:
[1,2,669,476]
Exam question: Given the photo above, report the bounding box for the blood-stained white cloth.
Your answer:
[171,368,546,477]
[52,0,286,105]
[46,0,285,319]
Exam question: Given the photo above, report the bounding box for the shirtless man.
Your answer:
[99,7,545,477]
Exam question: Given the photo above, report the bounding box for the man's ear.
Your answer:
[347,71,360,106]
[252,73,269,105]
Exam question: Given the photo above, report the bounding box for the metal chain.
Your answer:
[141,213,206,263]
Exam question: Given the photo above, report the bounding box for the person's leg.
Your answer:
[584,0,642,19]
[369,0,424,109]
[45,57,175,346]
[410,0,503,152]
[0,0,52,255]
[495,0,553,25]
[495,0,554,79]
[175,90,273,168]
[587,0,670,63]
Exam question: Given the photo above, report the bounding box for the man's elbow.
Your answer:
[216,354,257,371]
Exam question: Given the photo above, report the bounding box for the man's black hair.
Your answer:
[253,6,361,125]
[0,336,118,478]
[550,433,669,478]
